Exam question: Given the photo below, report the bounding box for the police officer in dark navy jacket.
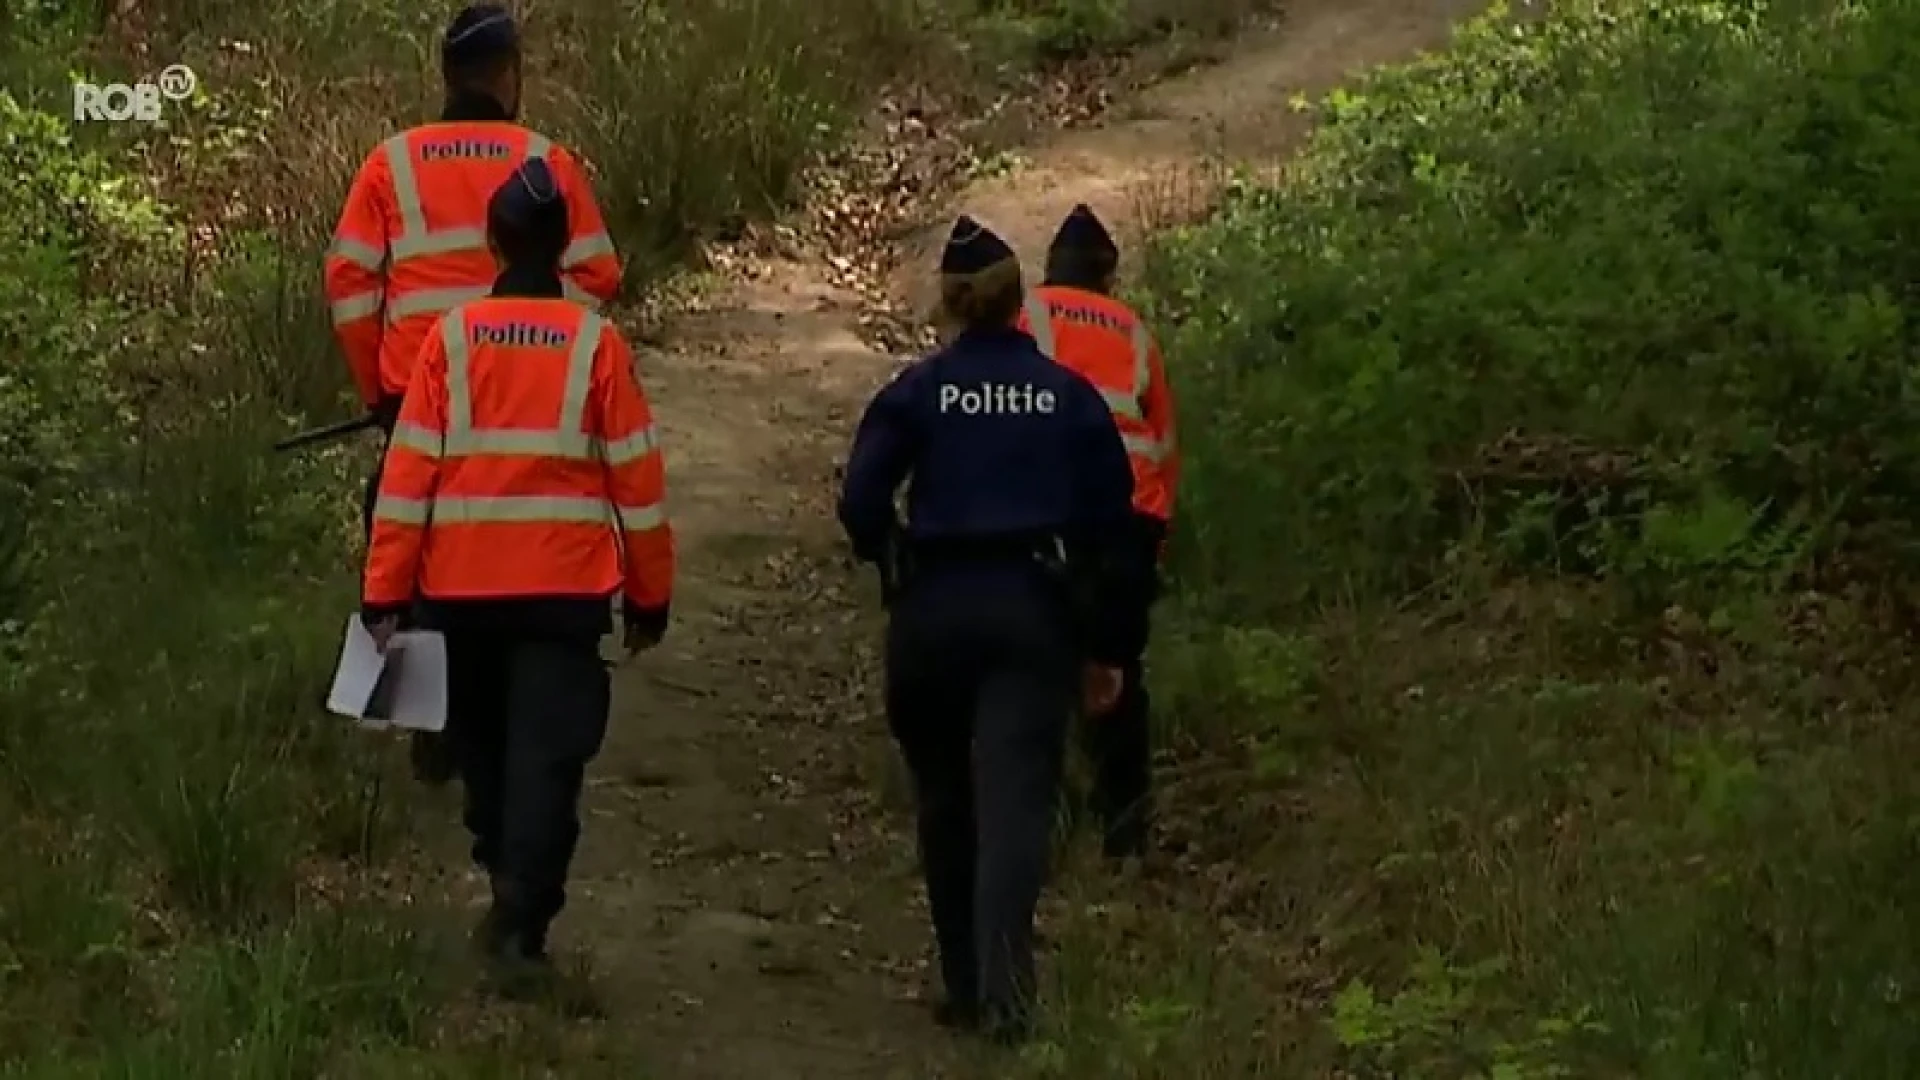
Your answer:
[838,215,1145,1042]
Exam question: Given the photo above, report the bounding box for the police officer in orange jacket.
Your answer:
[361,158,672,992]
[327,3,621,785]
[1016,204,1180,859]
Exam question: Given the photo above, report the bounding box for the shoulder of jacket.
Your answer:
[1049,285,1131,314]
[882,354,935,397]
[363,134,404,170]
[376,124,442,161]
[1053,360,1104,399]
[889,354,925,384]
[584,309,627,345]
[384,122,437,146]
[532,134,580,162]
[1089,289,1140,318]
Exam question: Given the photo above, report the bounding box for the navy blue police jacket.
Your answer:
[837,325,1144,664]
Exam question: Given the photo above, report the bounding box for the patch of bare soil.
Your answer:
[410,4,1487,1075]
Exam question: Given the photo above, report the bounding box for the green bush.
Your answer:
[1090,0,1920,1075]
[1146,0,1920,619]
[0,63,416,1061]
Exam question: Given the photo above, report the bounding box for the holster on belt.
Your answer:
[878,520,911,607]
[888,531,1070,610]
[1021,533,1108,644]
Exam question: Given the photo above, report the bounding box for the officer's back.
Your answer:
[325,4,620,415]
[839,215,1136,602]
[898,328,1117,545]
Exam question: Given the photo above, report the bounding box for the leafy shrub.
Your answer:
[1094,0,1920,1075]
[1144,0,1920,620]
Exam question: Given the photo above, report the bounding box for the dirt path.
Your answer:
[448,3,1485,1075]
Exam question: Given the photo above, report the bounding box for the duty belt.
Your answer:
[892,533,1071,607]
[908,533,1068,568]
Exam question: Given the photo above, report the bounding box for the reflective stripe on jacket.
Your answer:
[363,298,674,611]
[1017,285,1180,521]
[325,124,621,404]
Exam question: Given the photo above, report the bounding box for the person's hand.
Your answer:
[1082,663,1124,716]
[366,615,400,653]
[621,602,669,656]
[623,620,663,656]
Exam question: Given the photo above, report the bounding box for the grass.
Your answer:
[1008,0,1920,1076]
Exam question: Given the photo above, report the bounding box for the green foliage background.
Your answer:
[1057,0,1920,1075]
[1152,0,1920,617]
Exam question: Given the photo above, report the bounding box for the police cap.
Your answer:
[1048,203,1118,264]
[443,3,519,72]
[939,215,1022,325]
[487,157,569,258]
[941,215,1017,277]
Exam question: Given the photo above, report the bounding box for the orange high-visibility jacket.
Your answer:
[363,298,673,613]
[1018,285,1180,522]
[325,124,621,406]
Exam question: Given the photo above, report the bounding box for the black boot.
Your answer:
[932,997,980,1031]
[470,902,511,958]
[489,927,555,1000]
[980,999,1035,1046]
[478,879,555,999]
[933,942,979,1032]
[1101,811,1148,860]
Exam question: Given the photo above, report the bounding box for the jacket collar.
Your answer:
[491,264,565,298]
[954,324,1033,350]
[440,90,513,123]
[1040,275,1108,295]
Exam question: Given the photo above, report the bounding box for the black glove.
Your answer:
[360,602,408,630]
[622,600,669,654]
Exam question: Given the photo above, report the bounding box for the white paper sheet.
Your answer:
[326,616,447,732]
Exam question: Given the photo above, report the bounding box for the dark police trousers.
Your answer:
[444,629,610,944]
[1079,620,1151,857]
[1079,516,1160,857]
[885,559,1077,1022]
